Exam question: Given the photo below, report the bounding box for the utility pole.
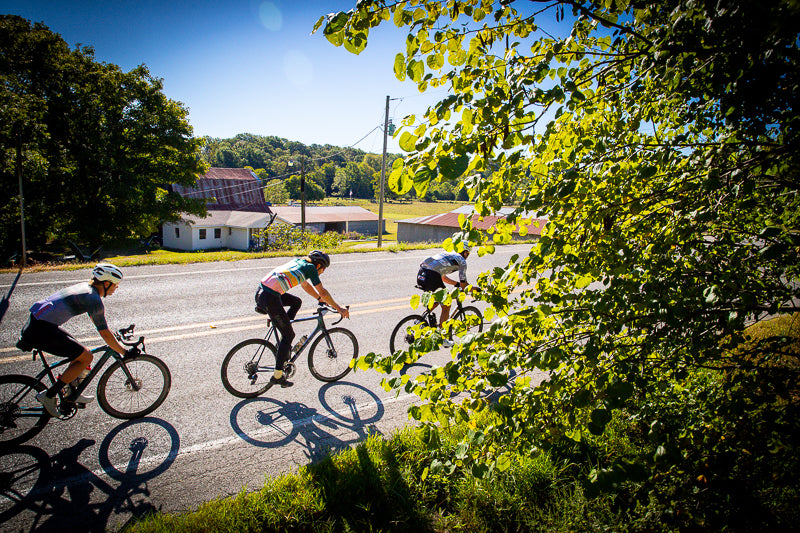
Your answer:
[378,95,390,248]
[300,156,306,239]
[16,133,27,268]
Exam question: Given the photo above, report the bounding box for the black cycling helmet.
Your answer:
[307,250,330,269]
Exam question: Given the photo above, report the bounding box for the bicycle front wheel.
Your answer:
[221,339,278,398]
[389,314,426,355]
[0,375,49,448]
[97,354,171,419]
[452,305,484,336]
[308,328,358,382]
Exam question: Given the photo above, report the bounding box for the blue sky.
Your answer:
[1,0,450,153]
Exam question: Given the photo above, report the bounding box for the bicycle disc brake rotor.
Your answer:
[283,362,296,379]
[0,402,16,427]
[125,378,143,392]
[244,361,258,380]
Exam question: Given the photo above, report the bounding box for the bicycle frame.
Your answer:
[32,346,134,401]
[263,305,342,368]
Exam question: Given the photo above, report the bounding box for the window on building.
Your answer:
[214,228,221,239]
[228,228,232,236]
[174,227,180,238]
[199,229,207,239]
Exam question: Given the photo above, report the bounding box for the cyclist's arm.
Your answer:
[98,328,126,355]
[306,281,349,319]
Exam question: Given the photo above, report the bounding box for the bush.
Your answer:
[251,222,342,251]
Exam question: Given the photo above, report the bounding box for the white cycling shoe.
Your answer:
[72,393,95,404]
[35,392,60,417]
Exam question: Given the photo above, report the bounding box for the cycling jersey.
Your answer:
[260,258,321,294]
[29,283,108,331]
[419,252,468,283]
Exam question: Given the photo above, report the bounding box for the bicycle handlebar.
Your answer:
[317,302,348,325]
[116,324,145,349]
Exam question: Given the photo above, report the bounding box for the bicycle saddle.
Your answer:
[15,338,33,352]
[254,306,268,315]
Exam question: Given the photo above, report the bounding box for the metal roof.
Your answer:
[399,207,547,235]
[172,168,272,213]
[178,210,274,228]
[270,206,379,224]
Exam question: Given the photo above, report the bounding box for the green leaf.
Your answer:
[439,154,469,180]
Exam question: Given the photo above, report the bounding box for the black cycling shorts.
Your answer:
[20,314,85,360]
[417,268,445,292]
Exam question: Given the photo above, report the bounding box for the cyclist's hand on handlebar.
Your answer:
[339,306,350,319]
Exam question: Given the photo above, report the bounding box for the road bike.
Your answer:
[389,286,483,355]
[221,302,358,398]
[0,325,171,449]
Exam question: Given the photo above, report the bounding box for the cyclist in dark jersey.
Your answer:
[18,263,129,417]
[417,246,472,346]
[255,250,349,388]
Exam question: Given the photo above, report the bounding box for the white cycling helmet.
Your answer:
[93,263,123,284]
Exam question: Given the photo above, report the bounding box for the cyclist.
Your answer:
[416,245,472,347]
[255,250,349,388]
[17,263,129,417]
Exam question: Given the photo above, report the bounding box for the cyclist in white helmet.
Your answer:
[417,244,472,346]
[17,263,130,417]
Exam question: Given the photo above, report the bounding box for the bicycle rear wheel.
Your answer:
[308,328,358,382]
[221,339,278,398]
[389,314,426,355]
[0,375,49,448]
[97,354,171,419]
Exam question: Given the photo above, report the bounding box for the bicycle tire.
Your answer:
[389,314,426,355]
[0,374,49,449]
[97,354,171,419]
[452,305,484,335]
[308,327,358,382]
[221,338,278,398]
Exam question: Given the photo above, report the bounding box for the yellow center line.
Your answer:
[0,302,413,364]
[0,287,533,365]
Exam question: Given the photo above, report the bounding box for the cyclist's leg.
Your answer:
[262,291,295,377]
[281,292,302,321]
[22,316,90,395]
[420,270,448,326]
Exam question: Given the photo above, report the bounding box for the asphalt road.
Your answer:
[0,245,532,531]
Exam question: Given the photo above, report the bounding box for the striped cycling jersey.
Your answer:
[420,252,467,283]
[260,258,321,294]
[29,282,108,331]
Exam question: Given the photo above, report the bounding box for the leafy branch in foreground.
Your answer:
[320,0,799,527]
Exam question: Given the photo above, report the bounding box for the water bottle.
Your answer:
[292,335,308,353]
[69,366,91,387]
[68,366,91,396]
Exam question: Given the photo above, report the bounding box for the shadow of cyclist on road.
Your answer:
[0,418,179,532]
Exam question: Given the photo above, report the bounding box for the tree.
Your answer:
[318,0,800,517]
[285,174,325,201]
[0,16,206,257]
[333,161,374,198]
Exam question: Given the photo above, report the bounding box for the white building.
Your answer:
[162,167,275,251]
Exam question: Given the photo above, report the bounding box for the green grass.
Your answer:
[122,426,641,533]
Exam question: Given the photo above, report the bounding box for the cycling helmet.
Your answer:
[307,250,330,268]
[92,263,123,284]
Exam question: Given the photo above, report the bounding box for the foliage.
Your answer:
[124,423,664,533]
[0,15,207,258]
[252,221,341,251]
[200,133,391,200]
[333,161,376,199]
[284,174,326,201]
[318,0,800,524]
